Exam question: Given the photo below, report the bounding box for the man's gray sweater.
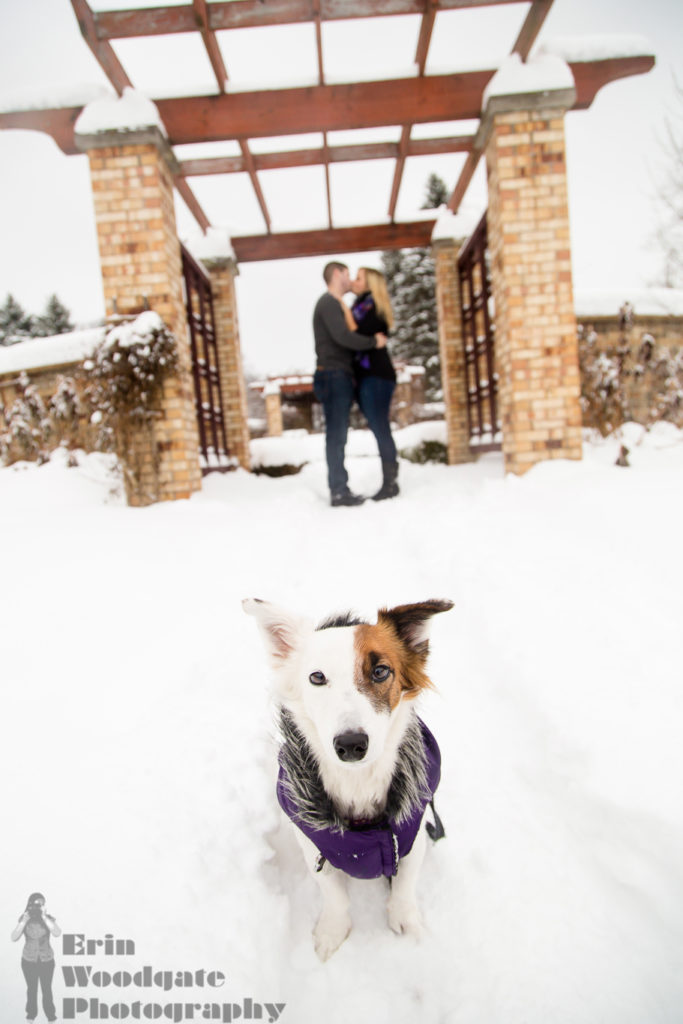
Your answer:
[313,292,376,374]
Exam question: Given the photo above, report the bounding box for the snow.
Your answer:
[184,227,236,265]
[431,204,485,244]
[105,310,164,349]
[0,83,113,114]
[75,87,167,138]
[537,34,655,63]
[575,288,683,318]
[0,326,105,374]
[2,424,683,1023]
[482,53,575,110]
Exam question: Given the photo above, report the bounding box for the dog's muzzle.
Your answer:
[333,730,369,762]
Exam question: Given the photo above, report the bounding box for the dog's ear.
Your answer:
[242,598,310,664]
[378,599,453,660]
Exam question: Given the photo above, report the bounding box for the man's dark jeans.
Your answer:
[313,368,355,495]
[358,376,397,463]
[22,958,56,1021]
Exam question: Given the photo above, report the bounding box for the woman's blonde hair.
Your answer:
[360,267,395,331]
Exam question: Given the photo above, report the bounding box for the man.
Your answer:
[313,261,387,506]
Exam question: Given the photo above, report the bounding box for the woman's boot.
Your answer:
[372,461,399,501]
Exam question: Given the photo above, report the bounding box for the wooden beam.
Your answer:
[239,140,272,232]
[388,126,410,221]
[512,0,553,62]
[70,0,132,96]
[174,175,211,231]
[231,220,437,261]
[177,134,474,176]
[94,0,529,40]
[414,0,439,75]
[155,72,494,144]
[192,0,229,92]
[0,58,654,156]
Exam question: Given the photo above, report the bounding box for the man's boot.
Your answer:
[331,489,365,507]
[372,461,399,501]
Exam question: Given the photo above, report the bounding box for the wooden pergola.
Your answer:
[0,0,653,262]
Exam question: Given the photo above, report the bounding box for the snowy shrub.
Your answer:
[398,439,448,464]
[0,373,53,465]
[81,312,178,501]
[578,303,683,435]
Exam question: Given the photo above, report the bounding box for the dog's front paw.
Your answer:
[313,910,352,962]
[387,898,425,940]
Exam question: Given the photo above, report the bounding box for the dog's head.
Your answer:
[243,598,453,769]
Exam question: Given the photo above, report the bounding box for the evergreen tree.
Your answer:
[33,294,74,337]
[0,294,32,346]
[422,172,449,210]
[381,174,448,400]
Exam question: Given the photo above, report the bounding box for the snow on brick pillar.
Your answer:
[480,55,583,475]
[200,247,251,471]
[432,236,472,464]
[76,92,202,505]
[264,384,284,437]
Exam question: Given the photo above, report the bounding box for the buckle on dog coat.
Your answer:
[277,717,443,881]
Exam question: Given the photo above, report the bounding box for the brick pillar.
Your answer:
[203,258,251,470]
[264,385,283,437]
[482,87,582,474]
[79,125,202,504]
[433,238,473,463]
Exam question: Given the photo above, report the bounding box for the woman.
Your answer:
[11,892,61,1023]
[346,266,400,501]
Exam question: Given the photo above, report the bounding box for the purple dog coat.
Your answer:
[277,717,442,880]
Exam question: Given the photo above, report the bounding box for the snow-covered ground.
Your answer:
[2,423,683,1024]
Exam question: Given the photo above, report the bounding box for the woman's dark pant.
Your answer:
[313,368,355,494]
[358,376,397,463]
[22,958,56,1020]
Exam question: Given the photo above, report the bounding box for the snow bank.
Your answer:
[0,83,113,113]
[0,326,105,374]
[2,429,683,1024]
[75,87,167,138]
[431,204,485,243]
[482,52,574,109]
[184,227,236,264]
[538,34,655,63]
[575,288,683,318]
[104,310,164,349]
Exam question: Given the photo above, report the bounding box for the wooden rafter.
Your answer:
[2,58,654,156]
[93,1,532,40]
[447,0,578,213]
[177,135,474,176]
[232,220,438,262]
[70,0,132,96]
[192,0,229,90]
[312,0,333,229]
[191,0,271,231]
[387,0,438,221]
[512,0,553,62]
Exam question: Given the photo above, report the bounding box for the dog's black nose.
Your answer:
[334,731,369,762]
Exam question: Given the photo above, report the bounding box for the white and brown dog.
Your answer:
[243,597,452,961]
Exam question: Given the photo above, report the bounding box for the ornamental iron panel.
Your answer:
[457,214,501,453]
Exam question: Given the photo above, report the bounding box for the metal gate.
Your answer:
[180,244,232,474]
[457,214,501,452]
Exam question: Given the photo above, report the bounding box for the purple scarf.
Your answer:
[277,715,441,880]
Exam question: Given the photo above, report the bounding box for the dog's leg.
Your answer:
[293,827,351,961]
[387,820,427,939]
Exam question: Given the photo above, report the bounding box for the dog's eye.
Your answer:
[309,670,327,686]
[372,664,391,682]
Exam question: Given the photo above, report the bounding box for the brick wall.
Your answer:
[485,105,582,474]
[433,239,473,463]
[205,260,251,469]
[87,134,202,504]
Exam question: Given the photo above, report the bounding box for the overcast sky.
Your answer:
[0,0,681,376]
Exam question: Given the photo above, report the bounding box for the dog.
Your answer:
[243,596,453,960]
